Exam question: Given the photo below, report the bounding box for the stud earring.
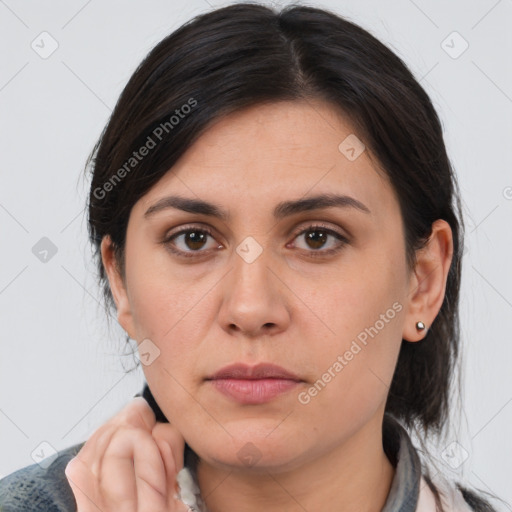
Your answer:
[416,321,426,331]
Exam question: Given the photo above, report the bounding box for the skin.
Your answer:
[65,398,189,511]
[92,99,453,512]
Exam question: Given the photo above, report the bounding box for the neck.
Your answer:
[195,414,395,512]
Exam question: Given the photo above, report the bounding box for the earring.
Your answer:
[416,321,426,331]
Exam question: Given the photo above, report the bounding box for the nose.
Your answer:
[217,241,291,339]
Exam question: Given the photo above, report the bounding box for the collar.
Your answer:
[139,383,425,511]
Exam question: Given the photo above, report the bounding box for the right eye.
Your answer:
[162,225,222,258]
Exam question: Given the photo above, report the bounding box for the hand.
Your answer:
[64,396,190,511]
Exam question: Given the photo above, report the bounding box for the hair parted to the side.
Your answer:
[83,3,502,510]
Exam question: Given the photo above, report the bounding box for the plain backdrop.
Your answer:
[1,0,511,508]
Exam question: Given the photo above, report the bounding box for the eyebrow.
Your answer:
[144,193,371,221]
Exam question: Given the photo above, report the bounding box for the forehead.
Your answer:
[134,100,397,222]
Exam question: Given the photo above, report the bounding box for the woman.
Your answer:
[0,3,505,511]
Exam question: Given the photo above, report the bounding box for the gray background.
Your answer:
[1,0,511,508]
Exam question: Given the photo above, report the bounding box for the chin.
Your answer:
[197,431,309,474]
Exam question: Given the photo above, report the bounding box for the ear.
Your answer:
[100,235,137,340]
[402,219,454,342]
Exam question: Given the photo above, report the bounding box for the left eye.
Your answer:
[289,224,348,256]
[162,224,348,258]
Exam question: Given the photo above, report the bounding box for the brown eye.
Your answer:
[303,229,329,250]
[161,223,348,260]
[162,226,220,257]
[290,224,349,257]
[179,230,209,250]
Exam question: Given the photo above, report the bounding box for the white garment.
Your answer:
[417,475,474,512]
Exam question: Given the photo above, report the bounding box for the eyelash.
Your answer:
[161,223,349,260]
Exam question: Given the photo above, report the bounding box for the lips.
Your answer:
[206,362,302,382]
[206,363,303,404]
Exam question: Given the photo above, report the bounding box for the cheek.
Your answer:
[129,282,181,341]
[126,260,219,383]
[126,239,221,336]
[298,304,404,438]
[128,274,210,423]
[297,244,405,345]
[127,248,197,339]
[298,254,406,412]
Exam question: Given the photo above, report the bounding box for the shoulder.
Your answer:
[0,441,85,512]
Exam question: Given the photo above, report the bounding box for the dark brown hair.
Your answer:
[84,3,501,510]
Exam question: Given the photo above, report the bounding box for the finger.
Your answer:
[67,445,190,512]
[100,426,168,512]
[75,423,117,479]
[154,438,181,508]
[153,423,189,511]
[78,397,157,478]
[113,397,156,432]
[65,455,102,512]
[152,422,185,473]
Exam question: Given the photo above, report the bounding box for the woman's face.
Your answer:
[104,99,419,472]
